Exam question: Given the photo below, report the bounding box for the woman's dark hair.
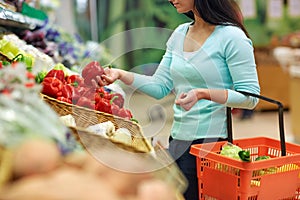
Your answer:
[171,0,250,38]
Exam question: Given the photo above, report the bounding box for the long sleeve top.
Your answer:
[131,22,260,141]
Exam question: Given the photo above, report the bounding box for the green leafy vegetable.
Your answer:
[220,143,251,162]
[220,143,242,160]
[255,155,271,161]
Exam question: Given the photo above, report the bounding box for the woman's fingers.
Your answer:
[175,93,187,104]
[96,75,106,85]
[90,68,120,87]
[91,76,105,88]
[175,92,196,111]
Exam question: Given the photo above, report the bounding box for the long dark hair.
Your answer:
[171,0,250,38]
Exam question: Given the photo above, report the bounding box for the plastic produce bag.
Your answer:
[0,63,78,153]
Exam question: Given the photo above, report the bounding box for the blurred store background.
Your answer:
[0,0,299,144]
[0,0,300,199]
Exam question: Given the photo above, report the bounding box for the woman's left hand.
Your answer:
[175,88,228,110]
[175,89,199,111]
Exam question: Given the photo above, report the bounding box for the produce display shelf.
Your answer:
[0,7,44,30]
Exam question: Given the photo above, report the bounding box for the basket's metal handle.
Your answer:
[226,91,286,156]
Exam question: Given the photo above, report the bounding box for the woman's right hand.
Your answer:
[92,68,134,87]
[92,68,120,87]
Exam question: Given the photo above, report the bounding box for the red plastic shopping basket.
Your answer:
[190,91,300,200]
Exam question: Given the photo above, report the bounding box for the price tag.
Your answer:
[267,0,283,18]
[239,0,257,18]
[288,0,300,17]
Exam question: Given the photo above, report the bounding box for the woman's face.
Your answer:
[169,0,194,14]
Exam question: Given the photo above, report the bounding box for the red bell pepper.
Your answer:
[1,88,11,95]
[71,86,87,104]
[82,61,104,86]
[44,69,65,82]
[57,96,72,104]
[117,108,133,120]
[96,98,112,114]
[76,96,95,109]
[66,74,85,87]
[26,71,35,80]
[94,92,102,104]
[74,86,87,96]
[25,82,35,88]
[42,77,63,98]
[102,91,112,100]
[96,87,105,94]
[110,93,124,108]
[111,103,120,116]
[61,84,73,100]
[81,88,97,100]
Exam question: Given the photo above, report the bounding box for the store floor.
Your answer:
[128,91,298,147]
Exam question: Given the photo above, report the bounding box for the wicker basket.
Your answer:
[68,126,148,153]
[0,146,13,190]
[41,93,153,153]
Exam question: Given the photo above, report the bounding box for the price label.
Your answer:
[268,0,283,18]
[239,0,256,18]
[288,0,300,17]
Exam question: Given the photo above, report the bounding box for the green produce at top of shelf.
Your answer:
[12,53,33,69]
[0,39,34,69]
[0,39,20,59]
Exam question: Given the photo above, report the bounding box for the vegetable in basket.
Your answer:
[41,77,63,98]
[96,98,114,114]
[35,70,48,83]
[254,155,277,175]
[220,143,242,160]
[255,155,270,161]
[44,69,65,82]
[57,96,72,104]
[39,62,136,121]
[110,93,124,108]
[76,96,95,109]
[66,74,85,87]
[238,150,250,162]
[81,61,104,86]
[117,108,133,120]
[220,143,250,162]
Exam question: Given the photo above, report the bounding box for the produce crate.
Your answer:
[41,93,153,153]
[190,92,300,200]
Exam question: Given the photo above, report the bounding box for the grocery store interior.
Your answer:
[0,0,300,200]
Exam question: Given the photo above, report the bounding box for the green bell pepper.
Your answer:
[238,150,251,162]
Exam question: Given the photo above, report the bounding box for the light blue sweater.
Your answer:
[131,23,260,140]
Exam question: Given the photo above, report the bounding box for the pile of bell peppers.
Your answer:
[40,61,134,120]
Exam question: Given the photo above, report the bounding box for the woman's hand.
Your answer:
[175,88,228,111]
[91,68,134,88]
[92,68,120,87]
[175,89,200,111]
[102,67,121,84]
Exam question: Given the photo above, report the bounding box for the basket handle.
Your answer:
[226,91,286,156]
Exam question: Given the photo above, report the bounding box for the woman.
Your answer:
[93,0,260,199]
